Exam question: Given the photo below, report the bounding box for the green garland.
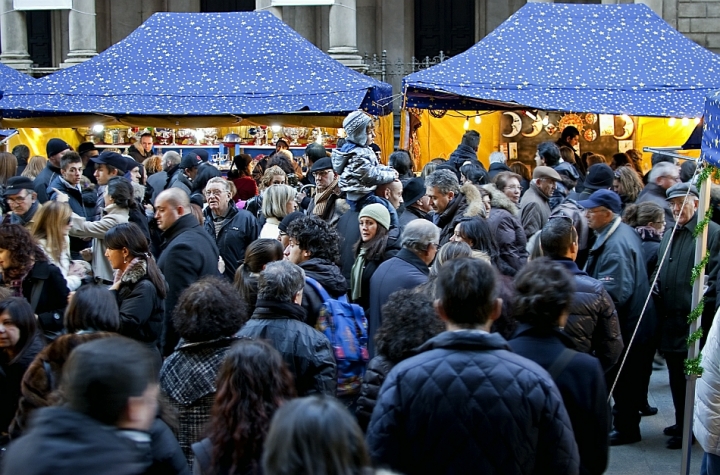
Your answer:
[684,163,718,376]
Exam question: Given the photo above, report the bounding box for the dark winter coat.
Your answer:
[398,205,430,228]
[366,330,580,475]
[338,209,361,281]
[509,325,609,475]
[237,300,336,397]
[352,228,401,312]
[298,258,348,328]
[166,166,191,196]
[307,192,349,228]
[356,354,394,431]
[161,336,240,465]
[127,144,153,164]
[488,162,512,183]
[520,181,552,238]
[653,214,720,353]
[585,217,656,345]
[202,205,259,281]
[33,162,61,203]
[0,333,44,435]
[448,144,487,183]
[433,183,486,246]
[554,259,624,372]
[636,182,676,229]
[191,162,222,195]
[148,171,168,204]
[368,249,429,357]
[2,406,155,475]
[113,259,164,351]
[1,260,70,336]
[148,418,192,475]
[638,229,662,278]
[157,214,220,356]
[47,175,94,218]
[484,184,527,274]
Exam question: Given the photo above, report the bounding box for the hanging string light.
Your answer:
[668,117,677,127]
[475,112,481,124]
[682,117,690,126]
[463,117,470,130]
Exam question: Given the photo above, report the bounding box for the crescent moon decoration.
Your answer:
[522,118,543,138]
[502,111,523,138]
[614,115,635,140]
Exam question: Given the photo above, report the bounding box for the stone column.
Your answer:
[61,0,98,68]
[255,0,283,20]
[0,0,33,72]
[328,0,367,72]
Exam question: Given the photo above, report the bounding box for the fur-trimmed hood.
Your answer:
[460,182,486,219]
[120,258,147,284]
[483,183,519,216]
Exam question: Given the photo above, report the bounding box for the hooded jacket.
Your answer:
[202,205,259,281]
[553,259,624,371]
[113,259,164,349]
[238,300,336,397]
[366,330,580,475]
[298,258,348,328]
[331,142,396,201]
[433,182,486,246]
[483,184,528,274]
[509,324,609,475]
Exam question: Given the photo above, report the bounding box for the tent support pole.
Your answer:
[643,147,698,162]
[680,169,710,475]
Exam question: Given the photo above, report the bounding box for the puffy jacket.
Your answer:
[356,355,394,431]
[484,184,527,274]
[113,259,164,349]
[653,214,720,352]
[331,142,396,201]
[237,299,336,397]
[157,214,220,356]
[694,306,720,456]
[366,330,580,475]
[554,259,624,371]
[509,325,609,475]
[202,205,259,281]
[584,217,656,345]
[298,258,348,328]
[433,183,486,246]
[519,181,551,238]
[368,249,430,357]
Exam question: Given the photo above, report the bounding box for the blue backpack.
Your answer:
[305,277,369,397]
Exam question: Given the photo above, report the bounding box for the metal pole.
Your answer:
[680,169,711,475]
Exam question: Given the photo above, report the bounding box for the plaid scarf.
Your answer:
[312,177,339,218]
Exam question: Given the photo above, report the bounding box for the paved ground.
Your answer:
[606,361,704,475]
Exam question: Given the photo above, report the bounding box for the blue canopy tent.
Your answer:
[703,91,720,167]
[0,11,392,128]
[0,63,33,96]
[403,3,720,118]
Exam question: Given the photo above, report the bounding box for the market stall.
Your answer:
[401,3,720,169]
[0,11,394,160]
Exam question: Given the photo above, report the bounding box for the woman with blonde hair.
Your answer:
[245,166,287,219]
[613,166,644,210]
[260,184,297,239]
[0,153,18,186]
[31,201,87,290]
[21,156,45,180]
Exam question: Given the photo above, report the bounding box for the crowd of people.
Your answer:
[0,114,717,475]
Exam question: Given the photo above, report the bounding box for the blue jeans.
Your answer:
[702,452,720,475]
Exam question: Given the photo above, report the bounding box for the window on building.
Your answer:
[201,0,256,12]
[414,0,475,59]
[26,10,52,67]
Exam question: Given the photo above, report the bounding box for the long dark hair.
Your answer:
[64,285,121,333]
[106,177,136,210]
[354,224,389,262]
[234,239,283,309]
[456,217,515,276]
[228,154,252,180]
[105,223,166,299]
[0,297,38,363]
[207,339,296,474]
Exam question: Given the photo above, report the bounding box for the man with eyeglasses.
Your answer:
[306,158,347,227]
[201,177,259,281]
[636,161,680,229]
[653,183,720,449]
[579,189,657,446]
[3,177,39,228]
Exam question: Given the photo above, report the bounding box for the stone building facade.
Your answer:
[0,0,718,96]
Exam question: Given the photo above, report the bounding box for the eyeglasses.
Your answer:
[204,189,226,197]
[313,169,333,178]
[7,193,29,204]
